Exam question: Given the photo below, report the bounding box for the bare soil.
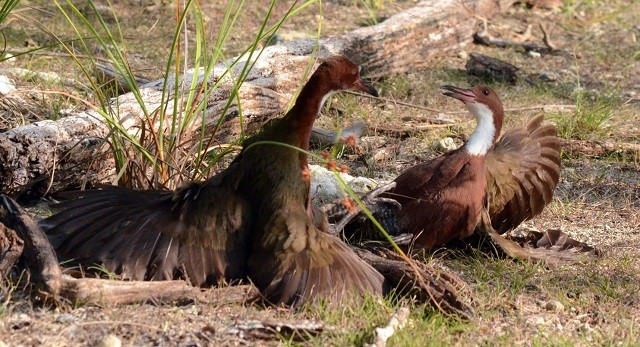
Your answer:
[1,0,639,346]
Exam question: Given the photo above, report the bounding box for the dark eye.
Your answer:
[482,88,490,96]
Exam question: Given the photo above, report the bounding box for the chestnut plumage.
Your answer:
[386,84,561,249]
[43,56,385,307]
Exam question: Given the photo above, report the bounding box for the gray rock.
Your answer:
[544,300,565,312]
[0,75,16,95]
[55,313,80,324]
[309,164,378,205]
[539,71,560,82]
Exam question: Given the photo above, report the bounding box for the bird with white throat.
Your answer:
[384,84,561,252]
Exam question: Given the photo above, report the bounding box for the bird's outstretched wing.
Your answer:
[42,171,251,286]
[247,206,385,307]
[484,115,561,233]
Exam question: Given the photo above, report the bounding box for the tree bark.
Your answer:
[0,0,514,195]
[0,223,23,277]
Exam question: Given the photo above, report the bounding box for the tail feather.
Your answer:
[250,224,385,307]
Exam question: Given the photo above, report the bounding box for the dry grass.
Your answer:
[1,0,639,346]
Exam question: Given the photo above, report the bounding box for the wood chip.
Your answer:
[366,307,411,347]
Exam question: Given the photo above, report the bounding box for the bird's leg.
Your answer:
[476,210,536,261]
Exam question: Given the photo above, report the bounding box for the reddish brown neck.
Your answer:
[285,73,333,151]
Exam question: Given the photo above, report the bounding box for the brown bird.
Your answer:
[387,84,561,252]
[43,56,385,307]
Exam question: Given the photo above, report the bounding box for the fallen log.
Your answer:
[59,278,258,307]
[0,0,515,196]
[560,138,640,160]
[465,52,519,84]
[473,22,572,58]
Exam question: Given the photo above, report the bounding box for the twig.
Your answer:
[325,182,398,235]
[539,23,557,50]
[366,307,411,347]
[473,25,572,58]
[515,24,534,43]
[346,91,440,113]
[339,94,575,123]
[506,104,576,112]
[226,319,334,341]
[372,124,455,135]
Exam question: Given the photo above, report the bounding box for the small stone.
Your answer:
[458,51,469,60]
[544,300,565,312]
[527,51,542,58]
[539,71,559,82]
[55,313,79,324]
[3,53,16,62]
[372,148,392,162]
[0,75,16,95]
[526,314,547,326]
[432,137,457,152]
[623,90,636,99]
[578,323,594,334]
[98,334,121,347]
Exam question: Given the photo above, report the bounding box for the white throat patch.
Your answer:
[319,91,337,114]
[464,102,496,156]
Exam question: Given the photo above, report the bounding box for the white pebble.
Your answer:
[528,51,542,58]
[98,334,121,347]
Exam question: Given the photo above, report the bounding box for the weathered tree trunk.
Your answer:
[0,0,514,195]
[0,223,23,277]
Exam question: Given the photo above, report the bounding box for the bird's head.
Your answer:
[314,56,378,97]
[441,84,505,155]
[441,84,503,122]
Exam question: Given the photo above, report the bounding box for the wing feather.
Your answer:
[485,115,561,233]
[42,171,251,286]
